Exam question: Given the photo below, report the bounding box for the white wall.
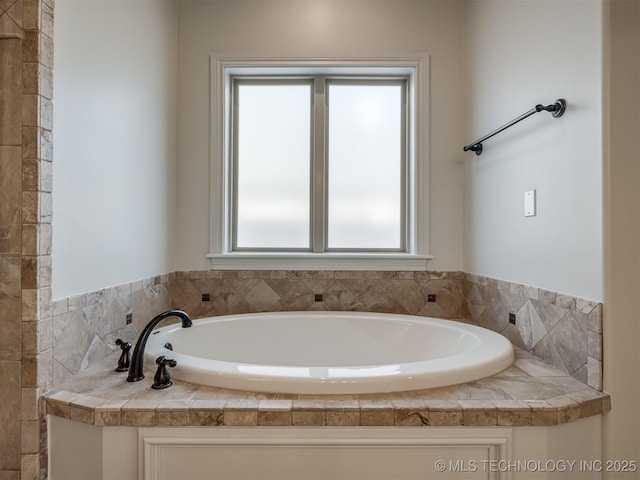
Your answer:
[602,0,640,472]
[463,1,603,301]
[52,0,178,299]
[175,0,466,272]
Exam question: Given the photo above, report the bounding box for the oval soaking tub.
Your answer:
[144,311,515,394]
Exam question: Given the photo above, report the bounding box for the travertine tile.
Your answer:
[538,289,557,305]
[224,399,259,426]
[40,33,53,70]
[493,400,531,426]
[515,300,547,350]
[42,346,609,430]
[121,399,157,427]
[531,335,570,375]
[21,321,38,356]
[0,361,21,470]
[587,304,603,333]
[20,454,39,480]
[272,280,315,311]
[0,469,20,480]
[21,420,40,454]
[359,400,395,426]
[391,400,429,426]
[514,353,566,377]
[21,255,37,289]
[545,396,581,424]
[4,0,23,28]
[524,400,557,426]
[0,147,22,253]
[547,312,587,375]
[22,30,38,63]
[41,1,53,40]
[292,400,326,426]
[0,255,21,361]
[325,400,360,426]
[244,280,279,311]
[555,293,576,310]
[567,390,605,418]
[530,300,568,333]
[459,400,497,426]
[190,400,225,426]
[523,285,539,300]
[425,400,462,426]
[21,388,40,421]
[588,331,602,360]
[156,409,189,427]
[257,399,293,426]
[22,355,40,387]
[0,40,22,144]
[587,356,602,390]
[69,404,94,425]
[94,400,128,426]
[54,310,95,375]
[22,0,40,30]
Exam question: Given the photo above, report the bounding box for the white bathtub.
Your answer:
[144,311,515,394]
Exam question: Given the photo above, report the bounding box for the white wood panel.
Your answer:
[139,428,511,480]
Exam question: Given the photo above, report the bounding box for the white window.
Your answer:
[208,57,431,270]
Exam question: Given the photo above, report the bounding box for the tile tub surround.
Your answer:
[51,270,465,388]
[43,347,610,428]
[51,270,604,393]
[51,274,173,386]
[463,274,603,390]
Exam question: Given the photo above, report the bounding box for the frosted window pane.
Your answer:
[236,84,311,249]
[327,84,403,249]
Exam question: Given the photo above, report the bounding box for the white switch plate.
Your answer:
[524,190,536,217]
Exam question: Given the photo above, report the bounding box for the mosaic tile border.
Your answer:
[50,270,603,392]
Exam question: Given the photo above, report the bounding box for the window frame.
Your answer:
[208,55,432,271]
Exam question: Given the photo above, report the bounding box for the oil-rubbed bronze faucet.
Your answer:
[115,338,132,372]
[127,310,192,382]
[151,355,177,389]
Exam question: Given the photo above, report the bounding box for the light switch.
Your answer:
[524,190,536,217]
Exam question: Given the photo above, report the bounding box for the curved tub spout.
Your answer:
[127,310,192,382]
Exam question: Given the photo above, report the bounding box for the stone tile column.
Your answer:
[0,0,54,478]
[0,32,25,480]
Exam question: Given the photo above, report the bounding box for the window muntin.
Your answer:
[230,75,408,254]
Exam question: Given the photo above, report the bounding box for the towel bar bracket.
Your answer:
[536,99,566,118]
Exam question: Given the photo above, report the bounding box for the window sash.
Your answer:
[231,78,314,251]
[325,78,408,252]
[229,74,410,254]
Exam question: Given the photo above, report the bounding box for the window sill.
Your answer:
[206,253,432,271]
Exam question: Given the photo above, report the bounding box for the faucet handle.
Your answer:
[151,355,177,389]
[115,339,132,372]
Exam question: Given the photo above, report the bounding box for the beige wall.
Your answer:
[174,0,466,273]
[464,0,603,301]
[603,0,640,472]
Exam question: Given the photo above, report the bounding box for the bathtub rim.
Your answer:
[144,311,515,395]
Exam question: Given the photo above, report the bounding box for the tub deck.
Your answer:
[43,346,610,428]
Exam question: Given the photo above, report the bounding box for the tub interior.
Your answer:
[155,314,483,366]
